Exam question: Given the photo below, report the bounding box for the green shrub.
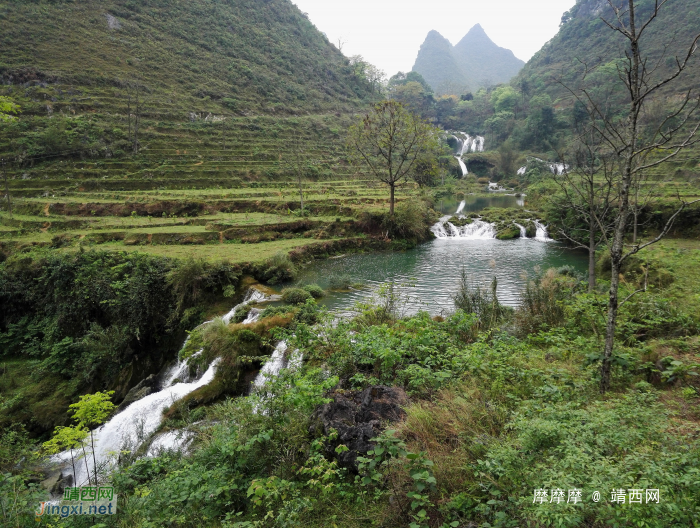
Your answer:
[259,252,296,285]
[453,270,511,331]
[302,284,324,299]
[328,273,354,290]
[282,288,312,305]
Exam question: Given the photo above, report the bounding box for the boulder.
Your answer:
[311,385,407,471]
[41,469,71,496]
[117,374,160,412]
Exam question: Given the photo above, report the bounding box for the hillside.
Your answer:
[516,0,700,110]
[0,0,376,177]
[412,24,524,95]
[0,0,370,117]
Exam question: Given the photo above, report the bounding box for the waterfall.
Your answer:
[432,219,497,239]
[514,222,527,238]
[451,132,486,155]
[55,359,220,487]
[253,342,288,387]
[455,200,466,215]
[517,159,568,176]
[534,220,553,241]
[455,156,468,176]
[53,288,269,486]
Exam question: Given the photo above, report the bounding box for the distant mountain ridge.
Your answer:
[412,24,524,95]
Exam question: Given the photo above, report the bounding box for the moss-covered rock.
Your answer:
[496,225,521,240]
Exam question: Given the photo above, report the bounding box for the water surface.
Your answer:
[296,238,587,315]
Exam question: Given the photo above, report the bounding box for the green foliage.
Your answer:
[42,425,88,456]
[258,252,296,285]
[0,96,20,122]
[167,258,240,313]
[468,393,700,528]
[282,287,312,305]
[515,267,580,335]
[69,391,116,429]
[453,269,511,331]
[382,199,439,243]
[301,284,325,299]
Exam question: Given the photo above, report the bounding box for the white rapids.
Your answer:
[455,156,468,176]
[514,223,528,238]
[534,220,553,241]
[431,203,552,242]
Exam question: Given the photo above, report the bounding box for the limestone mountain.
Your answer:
[412,24,524,95]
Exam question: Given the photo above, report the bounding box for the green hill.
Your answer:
[0,0,375,171]
[517,0,700,110]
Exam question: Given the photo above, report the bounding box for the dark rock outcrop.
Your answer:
[117,374,160,412]
[311,385,408,471]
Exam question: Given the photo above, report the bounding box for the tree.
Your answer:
[1,159,10,217]
[554,125,615,292]
[348,55,386,94]
[69,391,115,484]
[348,101,439,214]
[571,0,700,392]
[43,426,89,487]
[283,136,309,214]
[0,96,20,122]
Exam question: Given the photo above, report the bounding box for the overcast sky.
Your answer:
[292,0,576,77]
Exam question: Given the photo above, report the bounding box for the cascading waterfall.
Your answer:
[432,218,498,239]
[455,157,468,176]
[517,159,569,176]
[534,220,553,241]
[431,203,552,242]
[55,359,221,487]
[53,288,272,487]
[451,133,485,155]
[451,132,484,177]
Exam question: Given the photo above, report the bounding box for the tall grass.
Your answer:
[452,269,510,331]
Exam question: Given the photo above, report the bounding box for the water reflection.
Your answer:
[437,194,525,215]
[295,238,587,315]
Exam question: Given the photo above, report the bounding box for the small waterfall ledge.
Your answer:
[432,204,552,241]
[53,287,297,487]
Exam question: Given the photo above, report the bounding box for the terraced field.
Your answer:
[0,114,424,263]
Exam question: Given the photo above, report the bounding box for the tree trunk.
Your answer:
[70,448,77,487]
[588,225,596,293]
[91,429,97,485]
[298,174,304,213]
[81,442,91,486]
[588,187,596,293]
[389,183,395,215]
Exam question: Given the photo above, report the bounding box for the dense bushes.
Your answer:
[282,287,313,304]
[0,250,241,435]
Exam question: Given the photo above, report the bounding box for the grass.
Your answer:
[636,239,700,315]
[88,237,344,262]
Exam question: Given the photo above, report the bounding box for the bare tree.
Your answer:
[573,0,700,392]
[125,82,143,154]
[554,126,616,292]
[1,158,11,217]
[347,101,439,214]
